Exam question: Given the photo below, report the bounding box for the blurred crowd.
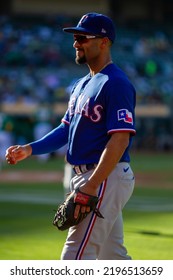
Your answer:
[0,15,173,164]
[0,15,173,106]
[115,27,173,105]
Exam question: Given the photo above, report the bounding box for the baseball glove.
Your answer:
[53,187,104,231]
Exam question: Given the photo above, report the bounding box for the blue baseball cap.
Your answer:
[63,12,116,43]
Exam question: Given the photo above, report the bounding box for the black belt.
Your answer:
[73,163,97,175]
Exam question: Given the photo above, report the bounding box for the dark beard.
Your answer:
[75,55,87,65]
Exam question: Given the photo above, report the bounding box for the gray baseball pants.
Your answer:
[61,162,135,260]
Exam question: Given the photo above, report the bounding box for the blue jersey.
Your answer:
[62,63,136,165]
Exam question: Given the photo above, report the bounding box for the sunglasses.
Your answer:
[74,34,102,44]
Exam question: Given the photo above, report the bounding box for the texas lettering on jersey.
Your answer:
[68,95,103,123]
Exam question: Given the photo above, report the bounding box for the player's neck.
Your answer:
[89,59,113,76]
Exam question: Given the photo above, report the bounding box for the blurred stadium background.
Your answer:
[0,0,173,157]
[0,0,173,260]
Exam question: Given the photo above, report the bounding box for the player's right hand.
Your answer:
[5,145,32,164]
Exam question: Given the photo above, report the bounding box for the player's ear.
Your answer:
[100,37,110,49]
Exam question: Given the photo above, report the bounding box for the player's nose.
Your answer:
[73,40,81,48]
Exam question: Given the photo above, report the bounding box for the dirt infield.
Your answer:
[0,171,63,183]
[135,172,173,189]
[0,170,172,189]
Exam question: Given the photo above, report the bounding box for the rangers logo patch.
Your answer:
[118,109,133,124]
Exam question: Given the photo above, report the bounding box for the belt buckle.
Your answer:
[74,166,82,175]
[73,164,96,175]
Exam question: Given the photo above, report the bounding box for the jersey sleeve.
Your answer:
[30,122,69,155]
[105,78,136,136]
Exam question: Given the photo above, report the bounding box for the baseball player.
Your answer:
[5,13,136,260]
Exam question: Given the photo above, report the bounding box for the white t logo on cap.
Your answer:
[79,15,88,26]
